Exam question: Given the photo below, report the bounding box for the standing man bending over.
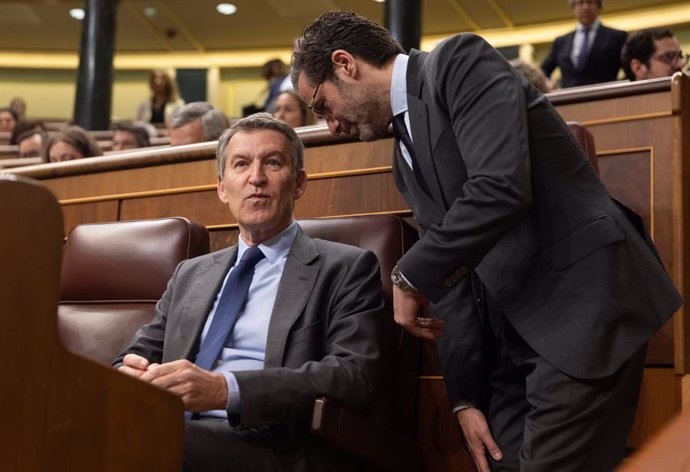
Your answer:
[115,113,385,472]
[292,11,681,472]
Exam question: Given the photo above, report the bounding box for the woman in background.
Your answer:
[136,69,184,125]
[273,90,315,128]
[43,126,102,163]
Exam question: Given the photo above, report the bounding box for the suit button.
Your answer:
[215,359,223,367]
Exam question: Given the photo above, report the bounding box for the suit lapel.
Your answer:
[405,50,444,206]
[263,229,320,367]
[176,247,237,360]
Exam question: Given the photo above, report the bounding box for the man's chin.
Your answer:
[357,127,387,142]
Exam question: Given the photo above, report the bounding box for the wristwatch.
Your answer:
[391,265,418,293]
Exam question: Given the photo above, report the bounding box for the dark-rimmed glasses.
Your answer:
[650,51,689,66]
[308,80,326,118]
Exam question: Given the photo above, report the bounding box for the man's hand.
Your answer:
[456,407,502,472]
[118,353,151,378]
[139,359,229,412]
[392,285,445,340]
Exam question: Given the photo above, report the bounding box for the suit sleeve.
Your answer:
[232,250,385,429]
[112,261,183,367]
[398,34,532,304]
[540,37,560,77]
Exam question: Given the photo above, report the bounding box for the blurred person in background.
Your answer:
[510,59,553,93]
[9,97,27,121]
[16,130,48,158]
[169,102,229,146]
[10,119,45,145]
[621,28,687,81]
[136,69,185,125]
[273,90,315,128]
[111,122,151,151]
[0,108,18,133]
[43,125,102,163]
[262,58,290,113]
[541,0,627,88]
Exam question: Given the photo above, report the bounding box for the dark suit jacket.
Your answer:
[115,227,385,431]
[394,34,681,406]
[541,24,627,87]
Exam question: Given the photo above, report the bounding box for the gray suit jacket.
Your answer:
[114,227,385,431]
[394,34,681,405]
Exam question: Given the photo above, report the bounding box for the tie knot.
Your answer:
[239,246,265,267]
[392,113,408,137]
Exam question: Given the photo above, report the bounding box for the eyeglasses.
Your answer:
[650,51,689,66]
[307,80,326,118]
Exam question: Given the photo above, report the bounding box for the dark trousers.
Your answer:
[482,294,646,472]
[183,417,363,472]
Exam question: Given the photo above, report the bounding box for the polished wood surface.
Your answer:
[619,407,690,472]
[0,175,183,472]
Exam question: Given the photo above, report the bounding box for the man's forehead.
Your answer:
[226,129,291,154]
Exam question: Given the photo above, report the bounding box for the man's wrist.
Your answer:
[391,265,419,293]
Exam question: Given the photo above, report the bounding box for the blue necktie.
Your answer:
[194,246,265,371]
[392,113,431,196]
[577,27,591,71]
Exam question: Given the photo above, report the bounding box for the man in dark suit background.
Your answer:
[115,113,386,472]
[292,11,681,472]
[541,0,627,87]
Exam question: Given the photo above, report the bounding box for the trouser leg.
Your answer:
[484,314,646,472]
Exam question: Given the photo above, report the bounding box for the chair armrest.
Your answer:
[311,397,422,472]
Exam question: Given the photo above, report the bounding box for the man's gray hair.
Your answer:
[215,112,304,178]
[169,101,229,141]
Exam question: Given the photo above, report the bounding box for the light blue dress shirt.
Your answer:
[570,19,600,67]
[199,221,298,418]
[391,53,414,170]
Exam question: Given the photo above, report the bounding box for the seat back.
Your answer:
[299,215,421,441]
[58,217,210,364]
[567,121,599,175]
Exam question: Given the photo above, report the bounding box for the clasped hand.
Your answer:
[392,285,446,340]
[120,354,228,412]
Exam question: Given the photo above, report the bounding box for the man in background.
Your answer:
[169,101,229,146]
[111,122,151,151]
[621,28,687,81]
[541,0,626,87]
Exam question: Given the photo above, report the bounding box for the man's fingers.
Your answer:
[482,433,503,461]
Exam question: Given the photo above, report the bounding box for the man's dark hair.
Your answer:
[112,122,150,147]
[291,10,404,88]
[621,28,675,81]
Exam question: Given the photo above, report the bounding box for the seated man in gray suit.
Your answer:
[114,113,385,472]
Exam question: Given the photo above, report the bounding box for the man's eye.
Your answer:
[233,160,248,168]
[266,159,282,167]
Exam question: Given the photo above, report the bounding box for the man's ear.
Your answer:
[217,175,229,204]
[294,169,308,200]
[630,58,647,81]
[331,50,357,78]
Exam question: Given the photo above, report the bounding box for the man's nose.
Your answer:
[326,117,341,136]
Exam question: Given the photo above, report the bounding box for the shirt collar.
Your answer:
[391,53,409,117]
[237,220,298,265]
[577,18,600,33]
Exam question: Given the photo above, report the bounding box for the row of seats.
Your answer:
[57,214,422,471]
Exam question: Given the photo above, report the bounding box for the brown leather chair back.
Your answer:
[300,215,422,472]
[58,217,210,364]
[567,121,599,175]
